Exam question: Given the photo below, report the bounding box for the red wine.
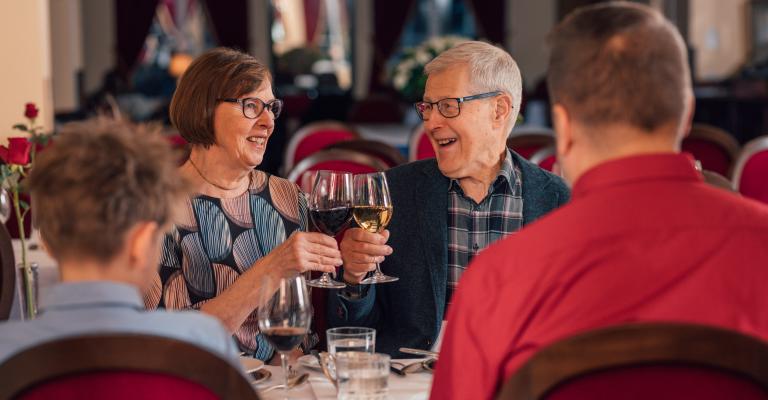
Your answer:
[262,327,308,352]
[310,206,352,236]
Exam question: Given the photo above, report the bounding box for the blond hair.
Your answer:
[28,118,189,263]
[425,41,522,129]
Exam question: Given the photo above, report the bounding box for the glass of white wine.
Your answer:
[353,172,398,284]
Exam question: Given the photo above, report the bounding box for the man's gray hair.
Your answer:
[425,41,522,130]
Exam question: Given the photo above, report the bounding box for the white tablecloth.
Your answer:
[252,358,433,400]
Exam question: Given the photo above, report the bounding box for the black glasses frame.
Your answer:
[414,91,503,121]
[218,97,284,119]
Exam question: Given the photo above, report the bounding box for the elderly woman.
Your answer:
[144,48,342,360]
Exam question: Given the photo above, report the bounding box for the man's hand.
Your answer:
[339,228,392,284]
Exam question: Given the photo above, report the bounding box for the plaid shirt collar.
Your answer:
[448,148,517,196]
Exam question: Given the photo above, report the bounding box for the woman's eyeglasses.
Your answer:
[218,97,284,119]
[414,91,502,121]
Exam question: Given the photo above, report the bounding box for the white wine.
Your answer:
[353,206,392,233]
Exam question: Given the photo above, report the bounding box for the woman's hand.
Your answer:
[264,231,342,274]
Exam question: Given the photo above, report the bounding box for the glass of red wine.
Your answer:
[257,274,312,395]
[307,170,353,289]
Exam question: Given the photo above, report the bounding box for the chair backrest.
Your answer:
[283,120,360,174]
[529,145,557,172]
[506,131,556,160]
[498,323,768,400]
[682,123,740,177]
[732,135,768,204]
[0,223,15,320]
[286,149,390,185]
[324,139,407,168]
[408,124,435,161]
[0,334,259,400]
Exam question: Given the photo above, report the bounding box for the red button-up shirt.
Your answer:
[431,153,768,400]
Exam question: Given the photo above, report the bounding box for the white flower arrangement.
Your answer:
[390,35,469,102]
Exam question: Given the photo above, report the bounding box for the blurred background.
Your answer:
[0,0,766,176]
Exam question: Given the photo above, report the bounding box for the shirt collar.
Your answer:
[448,148,517,193]
[572,153,703,199]
[40,281,145,313]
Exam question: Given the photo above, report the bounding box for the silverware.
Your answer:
[390,365,406,376]
[248,368,272,385]
[398,347,439,358]
[258,372,309,393]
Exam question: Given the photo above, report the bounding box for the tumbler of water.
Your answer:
[327,327,375,356]
[336,352,390,400]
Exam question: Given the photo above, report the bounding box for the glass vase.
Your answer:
[16,262,39,320]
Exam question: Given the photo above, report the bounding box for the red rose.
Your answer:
[24,103,39,119]
[0,138,32,165]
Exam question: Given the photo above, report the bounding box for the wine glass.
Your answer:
[353,172,399,284]
[307,170,353,289]
[258,274,312,396]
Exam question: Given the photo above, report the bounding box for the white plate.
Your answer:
[239,356,265,372]
[298,354,323,370]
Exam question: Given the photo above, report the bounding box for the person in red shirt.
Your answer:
[431,3,768,400]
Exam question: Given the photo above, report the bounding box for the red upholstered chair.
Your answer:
[529,145,557,172]
[733,136,768,204]
[506,130,556,160]
[287,149,390,190]
[0,223,15,320]
[408,124,436,161]
[682,124,740,177]
[0,335,259,400]
[324,139,406,168]
[497,323,768,400]
[283,121,361,175]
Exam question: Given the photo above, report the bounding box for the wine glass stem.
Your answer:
[374,262,384,277]
[320,273,332,283]
[280,352,289,396]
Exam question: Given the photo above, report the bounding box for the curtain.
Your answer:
[116,0,160,79]
[204,0,249,51]
[370,0,417,90]
[465,0,505,45]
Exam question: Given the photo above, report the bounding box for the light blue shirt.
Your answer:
[0,281,241,368]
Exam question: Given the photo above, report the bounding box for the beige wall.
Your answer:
[0,0,53,142]
[690,0,749,81]
[50,0,83,113]
[81,0,115,96]
[508,0,556,91]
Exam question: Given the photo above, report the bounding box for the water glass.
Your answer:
[327,327,376,356]
[336,352,390,400]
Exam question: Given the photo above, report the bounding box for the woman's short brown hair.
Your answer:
[169,47,271,146]
[27,118,189,263]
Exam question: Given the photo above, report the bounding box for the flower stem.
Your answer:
[12,187,33,319]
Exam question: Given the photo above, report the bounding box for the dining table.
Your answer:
[244,356,433,400]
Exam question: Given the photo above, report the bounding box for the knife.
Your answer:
[398,347,439,358]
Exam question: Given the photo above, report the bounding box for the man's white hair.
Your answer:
[424,41,522,131]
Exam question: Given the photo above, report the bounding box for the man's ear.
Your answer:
[681,93,695,139]
[125,222,160,272]
[552,103,573,158]
[492,93,513,129]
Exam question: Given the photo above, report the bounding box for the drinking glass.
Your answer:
[308,170,353,289]
[336,352,390,400]
[353,172,398,284]
[257,274,312,395]
[326,327,376,356]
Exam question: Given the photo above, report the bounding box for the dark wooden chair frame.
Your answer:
[685,123,741,177]
[506,131,556,158]
[286,148,390,183]
[498,323,768,400]
[732,135,768,192]
[0,223,15,320]
[0,334,260,400]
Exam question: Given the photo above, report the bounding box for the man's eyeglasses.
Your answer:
[414,91,502,121]
[218,97,284,119]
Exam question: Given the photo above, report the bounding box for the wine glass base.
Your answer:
[307,279,346,289]
[361,275,399,284]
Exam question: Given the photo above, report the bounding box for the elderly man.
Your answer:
[0,119,240,366]
[328,41,570,357]
[432,4,768,399]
